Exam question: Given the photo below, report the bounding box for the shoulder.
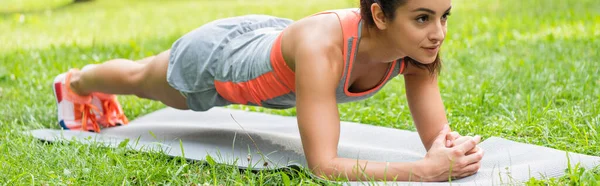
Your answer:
[282,13,345,77]
[286,13,343,51]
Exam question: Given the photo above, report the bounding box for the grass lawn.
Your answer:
[1,0,599,185]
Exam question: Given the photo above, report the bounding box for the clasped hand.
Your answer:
[420,124,484,182]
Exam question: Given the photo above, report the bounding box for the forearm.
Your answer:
[312,157,429,182]
[403,73,448,152]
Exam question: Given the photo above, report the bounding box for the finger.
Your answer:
[445,133,453,147]
[462,162,482,173]
[457,171,477,179]
[451,166,479,180]
[463,148,485,165]
[464,135,481,144]
[466,146,480,155]
[445,132,461,147]
[453,136,472,147]
[457,162,481,178]
[446,131,459,141]
[473,135,482,143]
[455,136,481,153]
[451,132,460,140]
[433,124,451,146]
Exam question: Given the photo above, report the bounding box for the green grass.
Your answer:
[0,0,73,13]
[1,0,599,185]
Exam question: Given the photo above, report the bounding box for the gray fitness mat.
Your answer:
[28,107,600,185]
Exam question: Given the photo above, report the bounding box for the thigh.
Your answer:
[140,50,189,110]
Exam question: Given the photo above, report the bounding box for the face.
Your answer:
[374,0,452,64]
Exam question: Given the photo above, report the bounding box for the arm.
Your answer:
[289,15,482,182]
[403,65,482,153]
[293,36,429,182]
[403,64,448,151]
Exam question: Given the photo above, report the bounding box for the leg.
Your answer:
[68,50,189,110]
[136,55,156,65]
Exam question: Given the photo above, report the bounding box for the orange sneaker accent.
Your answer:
[74,102,101,132]
[93,92,129,127]
[64,69,102,132]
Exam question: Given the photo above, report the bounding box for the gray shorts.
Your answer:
[166,15,294,111]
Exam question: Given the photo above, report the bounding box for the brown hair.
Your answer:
[360,0,442,75]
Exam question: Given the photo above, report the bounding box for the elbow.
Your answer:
[309,166,337,181]
[307,158,339,180]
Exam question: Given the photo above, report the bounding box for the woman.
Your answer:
[52,0,484,182]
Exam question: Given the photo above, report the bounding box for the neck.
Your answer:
[356,24,406,65]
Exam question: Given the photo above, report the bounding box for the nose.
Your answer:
[429,21,446,43]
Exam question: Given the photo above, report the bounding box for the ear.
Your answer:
[370,3,388,30]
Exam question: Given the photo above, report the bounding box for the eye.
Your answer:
[441,12,451,21]
[416,15,429,23]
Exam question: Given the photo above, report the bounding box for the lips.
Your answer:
[422,45,439,55]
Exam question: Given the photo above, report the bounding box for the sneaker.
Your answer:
[93,92,129,127]
[80,64,129,127]
[53,69,101,132]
